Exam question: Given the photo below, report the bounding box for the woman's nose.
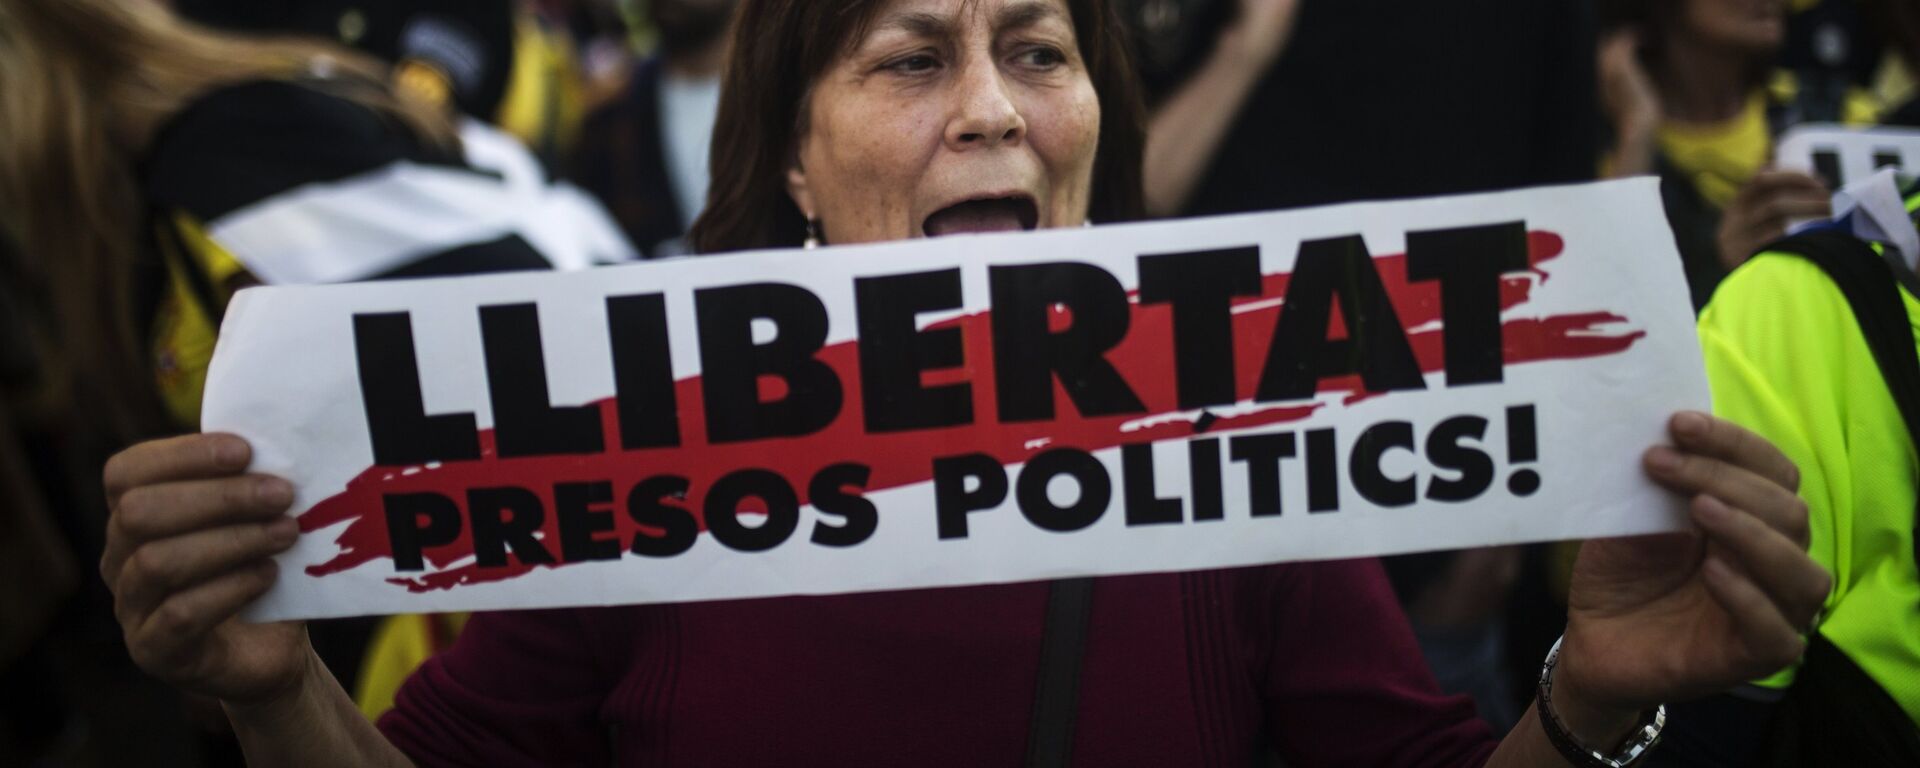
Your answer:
[945,62,1025,150]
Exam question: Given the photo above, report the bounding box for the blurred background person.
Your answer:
[1132,0,1598,219]
[1651,172,1920,767]
[1864,0,1920,125]
[0,0,632,762]
[1126,0,1600,731]
[174,0,593,167]
[571,0,737,258]
[1597,0,1880,310]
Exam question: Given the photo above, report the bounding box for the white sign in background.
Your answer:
[204,178,1708,621]
[1776,124,1920,188]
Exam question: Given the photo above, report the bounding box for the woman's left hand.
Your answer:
[1556,411,1830,726]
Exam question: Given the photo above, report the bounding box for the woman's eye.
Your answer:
[1015,46,1066,69]
[887,54,941,74]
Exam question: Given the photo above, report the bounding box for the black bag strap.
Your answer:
[1025,577,1094,768]
[1767,229,1920,580]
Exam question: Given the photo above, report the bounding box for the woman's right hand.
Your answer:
[101,432,311,705]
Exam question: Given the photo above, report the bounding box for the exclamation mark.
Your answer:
[1506,405,1541,496]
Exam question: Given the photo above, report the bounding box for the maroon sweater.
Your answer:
[379,559,1500,766]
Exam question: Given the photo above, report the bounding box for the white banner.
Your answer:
[1776,123,1920,187]
[205,178,1706,621]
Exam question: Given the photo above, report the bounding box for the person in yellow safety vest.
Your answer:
[1650,180,1920,765]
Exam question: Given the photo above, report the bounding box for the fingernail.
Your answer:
[1647,446,1682,472]
[1691,494,1729,525]
[213,436,248,468]
[256,478,294,507]
[1674,411,1709,438]
[267,516,299,543]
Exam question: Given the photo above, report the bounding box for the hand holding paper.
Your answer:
[1554,413,1827,739]
[99,433,308,705]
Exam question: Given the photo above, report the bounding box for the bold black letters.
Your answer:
[809,463,879,547]
[703,469,801,552]
[1306,428,1340,512]
[479,304,605,458]
[1405,222,1529,386]
[1426,416,1495,502]
[1230,432,1298,517]
[1015,448,1111,532]
[383,492,463,571]
[556,481,620,562]
[990,263,1146,421]
[695,283,844,442]
[627,476,698,557]
[1350,421,1417,507]
[933,453,1009,540]
[1137,246,1262,409]
[855,269,972,432]
[467,486,557,567]
[606,293,681,449]
[1122,443,1182,526]
[1188,438,1225,522]
[354,313,480,466]
[1256,236,1424,402]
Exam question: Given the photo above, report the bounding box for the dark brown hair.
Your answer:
[1598,0,1771,91]
[689,0,1145,254]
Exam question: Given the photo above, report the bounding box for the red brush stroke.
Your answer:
[297,231,1645,591]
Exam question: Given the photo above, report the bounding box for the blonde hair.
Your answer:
[0,0,454,438]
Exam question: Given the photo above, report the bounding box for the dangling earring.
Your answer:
[803,218,822,250]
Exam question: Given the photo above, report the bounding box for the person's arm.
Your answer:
[224,646,416,767]
[1141,0,1301,218]
[1597,30,1661,179]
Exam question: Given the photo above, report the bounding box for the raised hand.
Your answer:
[1219,0,1303,70]
[1717,170,1832,270]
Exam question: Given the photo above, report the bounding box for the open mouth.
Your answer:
[922,195,1039,237]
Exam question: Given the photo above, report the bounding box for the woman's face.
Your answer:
[1680,0,1786,54]
[787,0,1101,246]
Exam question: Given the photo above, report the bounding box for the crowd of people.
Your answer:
[0,0,1916,765]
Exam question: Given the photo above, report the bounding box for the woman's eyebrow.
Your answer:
[993,1,1063,33]
[871,2,1064,41]
[874,11,950,40]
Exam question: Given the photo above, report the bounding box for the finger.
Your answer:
[1744,169,1830,197]
[1666,412,1800,492]
[1753,195,1832,226]
[114,475,294,543]
[1643,447,1805,540]
[115,518,298,623]
[1698,553,1806,670]
[1692,495,1829,623]
[104,433,251,507]
[129,560,278,672]
[103,475,293,585]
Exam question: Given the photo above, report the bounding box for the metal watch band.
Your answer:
[1535,636,1666,768]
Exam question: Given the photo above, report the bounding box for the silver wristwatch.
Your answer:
[1536,636,1667,768]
